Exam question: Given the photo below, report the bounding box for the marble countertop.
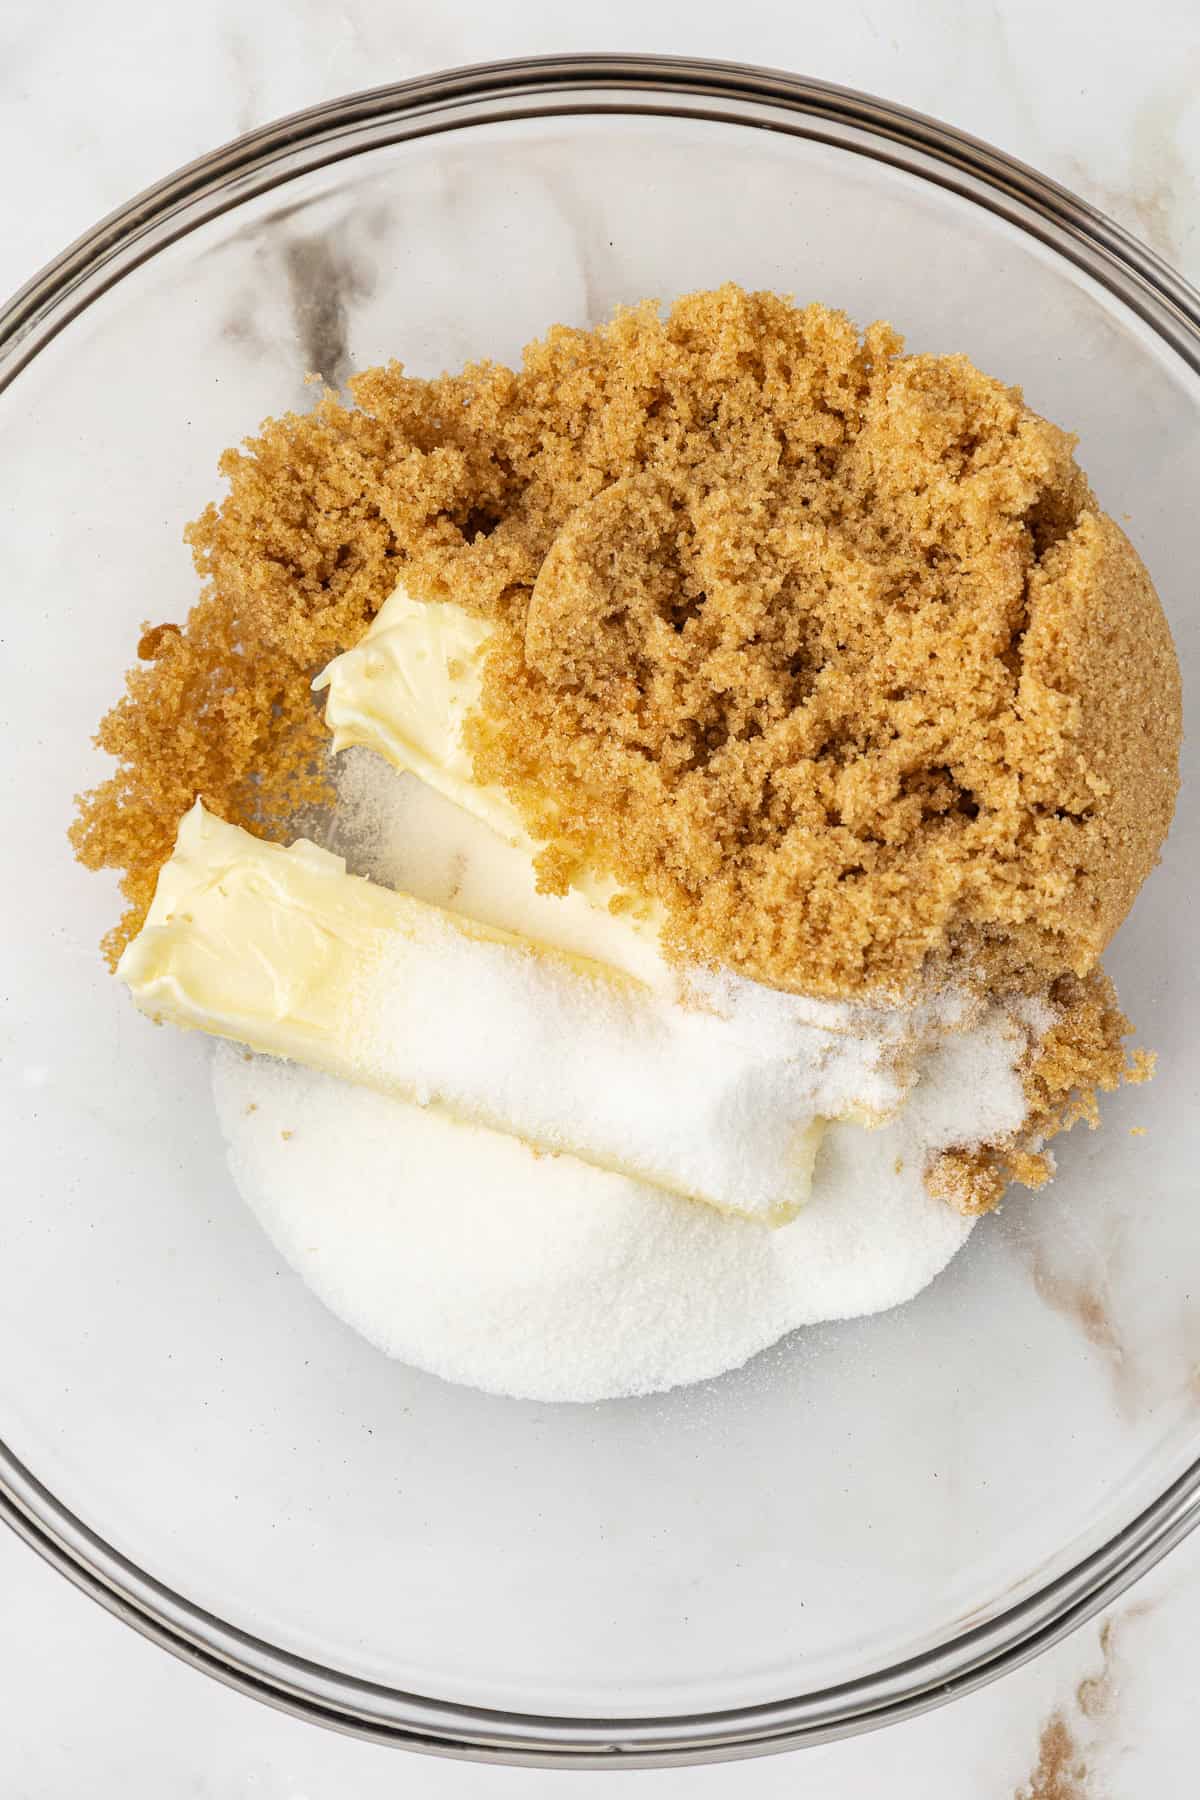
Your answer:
[4,1,1199,1794]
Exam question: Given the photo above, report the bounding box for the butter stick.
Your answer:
[119,802,822,1222]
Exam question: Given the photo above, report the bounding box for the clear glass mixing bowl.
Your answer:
[1,55,1198,1768]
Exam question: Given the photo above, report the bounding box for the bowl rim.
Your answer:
[3,50,1200,1768]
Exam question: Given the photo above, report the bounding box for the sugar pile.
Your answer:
[210,752,1046,1402]
[214,1047,990,1402]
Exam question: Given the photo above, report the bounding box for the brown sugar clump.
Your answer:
[72,285,1179,1005]
[70,594,332,966]
[70,394,404,962]
[926,969,1148,1214]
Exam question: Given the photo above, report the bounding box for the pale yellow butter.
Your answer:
[313,586,664,936]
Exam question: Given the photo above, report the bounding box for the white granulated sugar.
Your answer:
[208,745,1050,1404]
[213,1044,977,1403]
[209,747,1043,1402]
[347,917,890,1219]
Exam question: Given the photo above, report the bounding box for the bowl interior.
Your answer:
[2,103,1199,1724]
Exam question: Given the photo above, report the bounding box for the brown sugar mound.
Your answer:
[459,301,1180,999]
[72,284,1180,1002]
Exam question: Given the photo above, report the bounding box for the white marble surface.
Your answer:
[3,0,1200,1793]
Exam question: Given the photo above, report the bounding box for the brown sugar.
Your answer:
[461,312,1180,1001]
[71,284,1179,998]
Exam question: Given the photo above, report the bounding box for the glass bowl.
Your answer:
[2,54,1198,1769]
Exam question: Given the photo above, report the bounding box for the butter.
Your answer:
[119,802,823,1223]
[314,586,664,936]
[118,800,515,1059]
[313,587,524,847]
